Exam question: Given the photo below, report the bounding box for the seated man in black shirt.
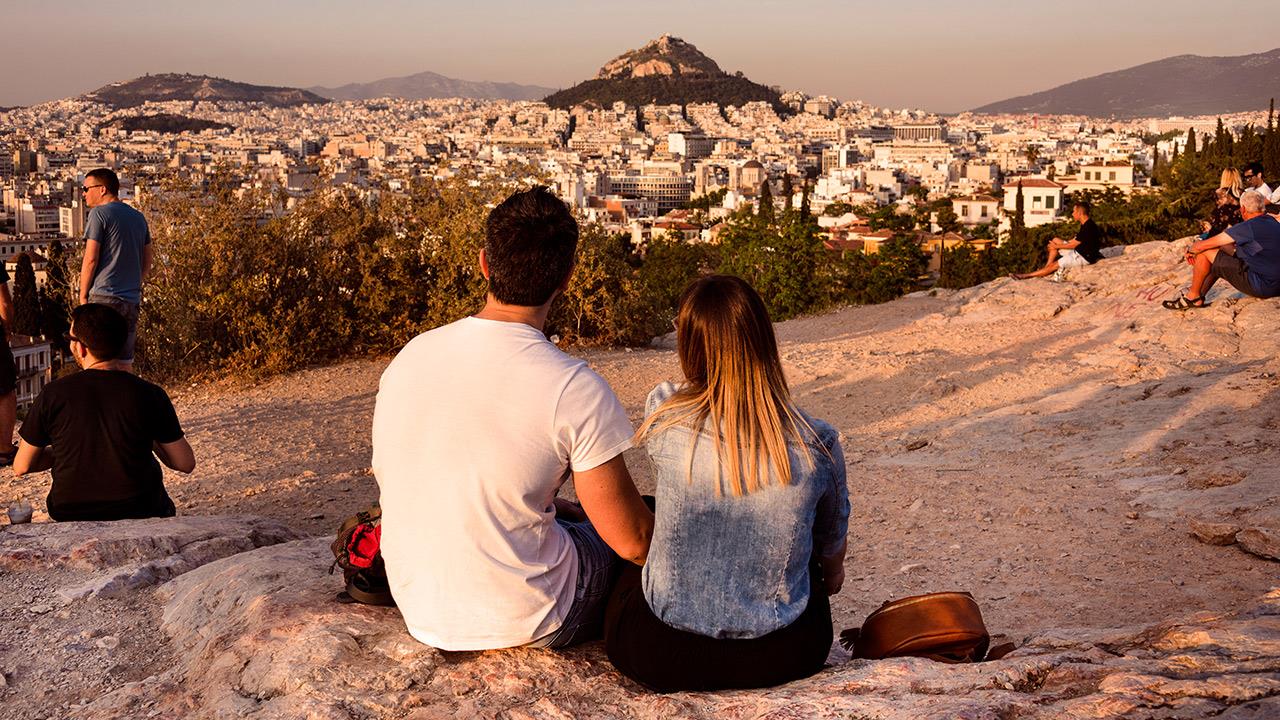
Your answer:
[1013,201,1104,280]
[13,303,195,521]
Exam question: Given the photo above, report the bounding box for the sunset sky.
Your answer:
[7,0,1275,110]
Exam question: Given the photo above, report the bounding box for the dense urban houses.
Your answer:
[0,88,1266,290]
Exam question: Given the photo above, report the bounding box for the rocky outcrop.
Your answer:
[62,536,1280,719]
[544,35,784,112]
[0,515,300,601]
[595,35,723,80]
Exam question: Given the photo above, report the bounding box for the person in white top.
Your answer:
[373,186,654,651]
[1241,162,1276,204]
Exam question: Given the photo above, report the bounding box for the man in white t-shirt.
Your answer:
[373,186,654,651]
[1241,162,1276,205]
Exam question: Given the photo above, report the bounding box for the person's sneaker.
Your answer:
[1050,268,1067,283]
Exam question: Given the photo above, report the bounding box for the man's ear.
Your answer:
[478,248,490,280]
[556,262,576,295]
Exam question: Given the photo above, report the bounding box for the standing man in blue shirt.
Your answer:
[80,168,152,370]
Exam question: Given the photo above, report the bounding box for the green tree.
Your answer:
[757,180,775,224]
[40,239,74,353]
[938,243,995,289]
[1009,182,1026,241]
[936,205,961,234]
[12,253,41,337]
[798,177,812,223]
[824,201,853,217]
[717,209,824,320]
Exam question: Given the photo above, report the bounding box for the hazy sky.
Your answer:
[5,0,1276,111]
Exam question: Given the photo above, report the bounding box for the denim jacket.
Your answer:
[640,382,850,639]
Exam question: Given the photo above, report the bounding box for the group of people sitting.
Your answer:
[13,162,1280,693]
[372,188,849,691]
[13,186,848,693]
[1164,162,1280,309]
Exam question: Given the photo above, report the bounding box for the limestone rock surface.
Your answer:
[0,515,301,602]
[64,538,1280,720]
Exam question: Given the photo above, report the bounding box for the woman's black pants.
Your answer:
[602,562,832,693]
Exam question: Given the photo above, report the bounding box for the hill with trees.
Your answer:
[84,74,328,108]
[544,35,785,112]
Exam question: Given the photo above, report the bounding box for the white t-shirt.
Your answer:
[372,316,633,651]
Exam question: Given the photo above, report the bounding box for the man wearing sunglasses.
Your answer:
[1241,162,1277,205]
[80,168,152,370]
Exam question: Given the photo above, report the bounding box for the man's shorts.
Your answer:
[1207,252,1267,298]
[88,294,140,363]
[1057,249,1090,269]
[526,517,621,649]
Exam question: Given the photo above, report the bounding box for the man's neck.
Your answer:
[82,357,127,372]
[473,296,551,332]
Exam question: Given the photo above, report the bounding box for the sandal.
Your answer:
[1161,293,1207,310]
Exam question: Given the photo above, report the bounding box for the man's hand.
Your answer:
[552,497,588,523]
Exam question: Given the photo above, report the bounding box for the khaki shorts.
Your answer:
[1057,249,1090,269]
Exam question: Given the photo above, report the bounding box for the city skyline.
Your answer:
[6,0,1277,111]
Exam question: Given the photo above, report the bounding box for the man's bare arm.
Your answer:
[153,438,196,473]
[1190,231,1236,255]
[572,454,653,565]
[13,439,52,475]
[79,239,101,305]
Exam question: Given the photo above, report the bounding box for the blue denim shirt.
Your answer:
[640,382,850,639]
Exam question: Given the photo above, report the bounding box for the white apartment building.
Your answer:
[11,335,53,410]
[1060,161,1136,196]
[1002,179,1066,228]
[607,173,694,212]
[952,195,1000,226]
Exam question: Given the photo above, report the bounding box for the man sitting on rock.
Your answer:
[1163,190,1280,309]
[1013,201,1103,281]
[373,186,653,651]
[13,303,195,521]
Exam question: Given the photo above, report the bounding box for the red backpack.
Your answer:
[329,504,395,606]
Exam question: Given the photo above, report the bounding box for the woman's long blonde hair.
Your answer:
[1221,168,1244,199]
[637,275,818,496]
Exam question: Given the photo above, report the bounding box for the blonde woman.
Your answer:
[1221,167,1244,201]
[603,275,849,692]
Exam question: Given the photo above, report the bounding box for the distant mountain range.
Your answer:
[544,34,785,112]
[973,49,1280,118]
[309,71,554,102]
[85,73,328,108]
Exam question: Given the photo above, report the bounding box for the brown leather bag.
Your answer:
[840,591,1013,663]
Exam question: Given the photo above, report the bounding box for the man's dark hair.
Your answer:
[1244,161,1264,177]
[71,303,127,360]
[1073,200,1092,216]
[484,187,578,306]
[86,168,120,196]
